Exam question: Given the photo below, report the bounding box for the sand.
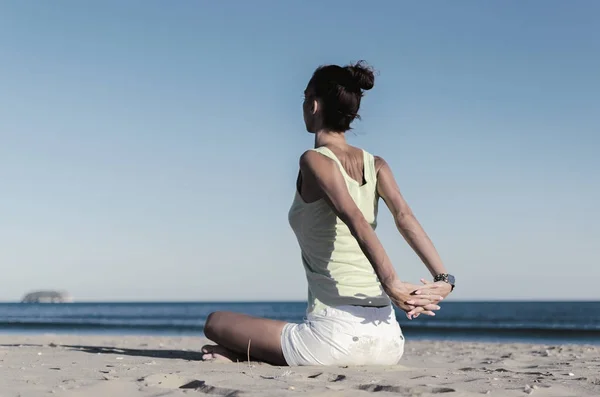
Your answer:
[0,335,599,397]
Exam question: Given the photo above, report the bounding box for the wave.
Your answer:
[1,319,599,337]
[0,320,206,332]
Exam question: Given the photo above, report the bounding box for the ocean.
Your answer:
[1,301,599,345]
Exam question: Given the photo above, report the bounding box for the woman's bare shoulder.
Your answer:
[374,155,389,174]
[299,149,336,172]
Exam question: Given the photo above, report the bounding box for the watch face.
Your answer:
[447,274,455,285]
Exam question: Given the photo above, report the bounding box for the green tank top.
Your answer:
[288,146,391,314]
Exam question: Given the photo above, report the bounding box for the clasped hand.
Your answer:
[385,278,452,320]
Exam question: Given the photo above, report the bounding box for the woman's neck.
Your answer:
[314,130,347,149]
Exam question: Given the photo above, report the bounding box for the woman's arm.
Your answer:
[299,151,443,316]
[300,150,398,287]
[375,156,448,278]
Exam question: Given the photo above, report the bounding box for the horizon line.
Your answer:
[1,299,599,304]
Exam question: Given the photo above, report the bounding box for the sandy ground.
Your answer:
[0,335,599,397]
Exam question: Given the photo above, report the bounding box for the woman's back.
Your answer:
[289,145,391,313]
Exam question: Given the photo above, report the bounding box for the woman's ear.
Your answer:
[312,99,319,115]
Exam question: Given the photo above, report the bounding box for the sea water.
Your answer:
[0,301,598,344]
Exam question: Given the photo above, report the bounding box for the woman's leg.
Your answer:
[202,311,288,366]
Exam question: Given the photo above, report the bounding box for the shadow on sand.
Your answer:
[0,343,204,361]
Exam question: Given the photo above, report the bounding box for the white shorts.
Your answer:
[280,305,405,366]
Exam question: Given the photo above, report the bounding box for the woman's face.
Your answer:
[302,85,317,133]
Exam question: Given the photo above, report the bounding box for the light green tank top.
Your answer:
[288,146,391,314]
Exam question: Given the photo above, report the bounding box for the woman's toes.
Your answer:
[199,344,236,362]
[201,344,217,361]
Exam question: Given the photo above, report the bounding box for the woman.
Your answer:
[202,61,454,366]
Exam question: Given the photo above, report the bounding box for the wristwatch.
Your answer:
[434,273,455,291]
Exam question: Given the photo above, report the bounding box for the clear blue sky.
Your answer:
[1,1,598,301]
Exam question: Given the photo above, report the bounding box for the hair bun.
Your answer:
[345,60,375,91]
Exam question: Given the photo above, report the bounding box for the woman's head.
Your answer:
[303,60,375,133]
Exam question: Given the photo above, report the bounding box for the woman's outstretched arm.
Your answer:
[375,156,450,285]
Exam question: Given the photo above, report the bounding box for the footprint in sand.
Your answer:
[138,373,241,396]
[138,373,189,389]
[357,384,455,394]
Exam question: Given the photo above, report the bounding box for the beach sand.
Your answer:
[1,335,598,397]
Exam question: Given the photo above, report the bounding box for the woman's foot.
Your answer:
[201,344,247,363]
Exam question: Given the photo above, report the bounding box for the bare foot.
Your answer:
[201,344,247,363]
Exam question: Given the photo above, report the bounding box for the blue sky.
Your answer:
[1,1,598,301]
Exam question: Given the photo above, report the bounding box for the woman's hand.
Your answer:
[384,279,444,320]
[408,279,453,318]
[416,278,452,300]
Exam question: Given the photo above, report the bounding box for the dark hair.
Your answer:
[307,60,375,132]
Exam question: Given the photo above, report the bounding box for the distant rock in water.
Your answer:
[21,290,73,303]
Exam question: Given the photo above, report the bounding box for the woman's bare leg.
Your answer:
[202,311,288,366]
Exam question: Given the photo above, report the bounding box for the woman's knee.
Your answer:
[204,311,219,340]
[204,311,229,341]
